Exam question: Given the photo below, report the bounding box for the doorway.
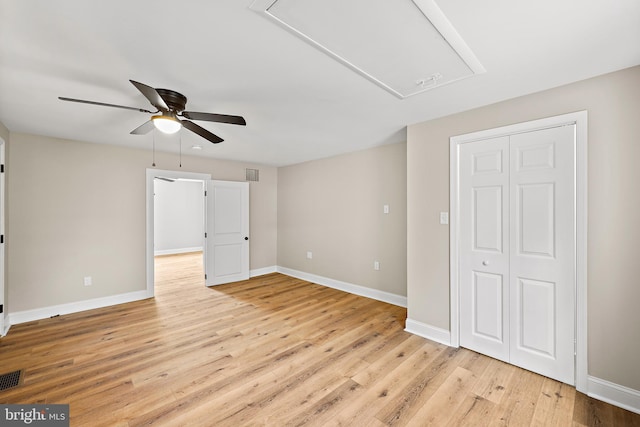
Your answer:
[145,169,251,296]
[153,176,206,290]
[146,169,211,296]
[449,111,588,391]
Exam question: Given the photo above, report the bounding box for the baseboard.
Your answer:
[154,247,203,256]
[8,289,153,326]
[250,265,277,277]
[276,266,407,308]
[404,318,452,346]
[1,315,9,337]
[588,376,640,415]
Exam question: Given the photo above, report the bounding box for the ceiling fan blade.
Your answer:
[58,97,154,113]
[182,120,224,144]
[181,111,246,126]
[130,120,155,135]
[130,80,169,111]
[154,177,175,182]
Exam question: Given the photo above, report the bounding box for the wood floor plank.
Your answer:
[471,358,516,404]
[530,378,576,426]
[351,333,429,388]
[283,379,363,427]
[1,252,637,426]
[445,393,496,426]
[332,340,446,426]
[374,347,473,425]
[208,322,391,426]
[404,366,478,426]
[487,368,545,426]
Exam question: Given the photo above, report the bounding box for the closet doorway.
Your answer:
[449,111,588,391]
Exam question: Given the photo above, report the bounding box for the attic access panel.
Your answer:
[250,0,485,98]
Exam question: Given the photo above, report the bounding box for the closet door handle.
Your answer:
[482,260,489,266]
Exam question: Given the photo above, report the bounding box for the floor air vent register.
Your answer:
[0,369,23,392]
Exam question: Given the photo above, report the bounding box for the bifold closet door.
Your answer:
[459,136,510,363]
[508,125,575,385]
[459,125,576,385]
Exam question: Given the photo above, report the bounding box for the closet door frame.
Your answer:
[449,110,588,393]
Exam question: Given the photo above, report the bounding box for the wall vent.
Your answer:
[246,168,260,182]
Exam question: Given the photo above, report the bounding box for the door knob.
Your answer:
[244,237,249,241]
[482,260,489,266]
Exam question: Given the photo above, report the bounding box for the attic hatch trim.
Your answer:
[250,0,486,99]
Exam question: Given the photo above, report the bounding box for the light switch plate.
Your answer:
[440,212,449,225]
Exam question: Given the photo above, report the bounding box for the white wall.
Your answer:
[154,179,204,255]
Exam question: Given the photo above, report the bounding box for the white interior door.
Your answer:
[205,180,250,286]
[509,125,575,384]
[459,136,510,362]
[458,125,576,385]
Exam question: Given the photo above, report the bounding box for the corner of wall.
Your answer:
[404,318,451,346]
[277,266,407,308]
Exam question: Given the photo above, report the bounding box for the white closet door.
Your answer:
[459,136,510,362]
[458,125,576,385]
[509,125,575,384]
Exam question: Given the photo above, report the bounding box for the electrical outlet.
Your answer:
[383,204,390,214]
[83,276,92,286]
[306,251,313,259]
[374,261,380,270]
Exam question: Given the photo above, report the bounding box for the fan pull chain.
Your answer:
[179,133,182,168]
[152,130,156,167]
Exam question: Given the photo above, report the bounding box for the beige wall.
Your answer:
[8,133,277,312]
[278,142,407,297]
[407,65,640,390]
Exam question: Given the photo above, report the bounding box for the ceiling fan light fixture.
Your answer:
[152,115,182,134]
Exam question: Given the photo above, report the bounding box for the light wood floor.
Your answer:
[1,253,638,426]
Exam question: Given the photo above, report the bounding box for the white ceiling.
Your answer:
[1,0,639,167]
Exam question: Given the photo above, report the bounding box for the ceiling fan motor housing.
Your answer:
[156,88,187,112]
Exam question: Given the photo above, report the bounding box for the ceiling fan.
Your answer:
[59,80,246,144]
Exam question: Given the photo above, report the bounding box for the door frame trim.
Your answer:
[0,138,6,337]
[145,169,211,297]
[449,110,588,392]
